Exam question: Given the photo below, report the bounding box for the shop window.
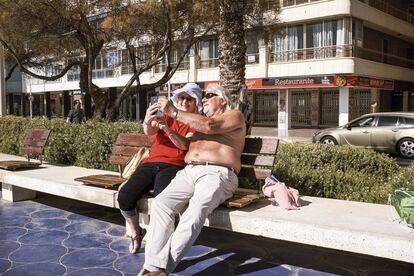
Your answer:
[351,89,371,119]
[254,91,278,126]
[291,90,311,126]
[320,90,339,126]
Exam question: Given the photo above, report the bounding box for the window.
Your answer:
[246,31,259,64]
[377,116,398,127]
[400,116,414,126]
[199,39,219,68]
[350,116,375,127]
[272,25,303,61]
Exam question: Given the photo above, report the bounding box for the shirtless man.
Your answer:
[139,84,246,275]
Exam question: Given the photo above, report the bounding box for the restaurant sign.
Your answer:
[262,76,334,88]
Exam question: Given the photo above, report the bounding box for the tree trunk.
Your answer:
[79,63,108,119]
[219,0,252,134]
[218,0,247,103]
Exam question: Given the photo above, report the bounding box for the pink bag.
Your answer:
[262,176,301,210]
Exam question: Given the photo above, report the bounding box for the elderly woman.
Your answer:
[117,83,202,254]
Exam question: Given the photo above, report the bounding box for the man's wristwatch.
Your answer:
[171,108,178,119]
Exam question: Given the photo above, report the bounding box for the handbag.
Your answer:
[122,147,150,179]
[391,189,414,228]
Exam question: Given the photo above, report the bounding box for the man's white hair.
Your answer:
[205,84,233,110]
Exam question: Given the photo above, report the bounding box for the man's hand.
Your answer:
[158,98,178,119]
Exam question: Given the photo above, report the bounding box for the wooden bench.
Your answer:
[226,137,279,207]
[75,133,152,189]
[0,129,51,171]
[76,132,279,208]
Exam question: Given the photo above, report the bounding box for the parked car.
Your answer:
[313,112,414,158]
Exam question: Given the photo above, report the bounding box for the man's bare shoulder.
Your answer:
[222,109,244,120]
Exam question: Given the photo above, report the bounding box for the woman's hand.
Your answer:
[144,103,160,126]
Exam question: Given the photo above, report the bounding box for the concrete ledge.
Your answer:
[1,153,413,264]
[0,154,119,207]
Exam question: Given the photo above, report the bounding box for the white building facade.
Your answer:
[10,0,414,130]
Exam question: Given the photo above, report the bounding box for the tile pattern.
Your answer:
[0,194,334,275]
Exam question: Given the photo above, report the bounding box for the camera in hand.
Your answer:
[150,95,163,116]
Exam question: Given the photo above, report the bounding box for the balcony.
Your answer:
[358,0,414,25]
[269,45,354,62]
[154,61,190,73]
[282,0,325,7]
[269,44,414,69]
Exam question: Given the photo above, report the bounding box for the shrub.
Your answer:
[0,116,142,171]
[273,143,403,204]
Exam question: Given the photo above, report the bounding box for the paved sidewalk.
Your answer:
[0,193,333,275]
[1,193,414,275]
[249,127,316,143]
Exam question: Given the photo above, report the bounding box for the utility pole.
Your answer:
[0,45,7,116]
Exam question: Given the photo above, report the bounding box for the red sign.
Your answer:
[334,75,394,90]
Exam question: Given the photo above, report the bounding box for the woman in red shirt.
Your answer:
[117,83,202,254]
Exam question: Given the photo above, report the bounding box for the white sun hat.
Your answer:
[171,83,203,113]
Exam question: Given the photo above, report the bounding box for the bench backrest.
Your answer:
[239,137,280,181]
[109,133,152,167]
[107,133,278,181]
[20,129,51,162]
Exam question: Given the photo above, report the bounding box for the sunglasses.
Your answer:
[178,95,195,102]
[203,93,219,99]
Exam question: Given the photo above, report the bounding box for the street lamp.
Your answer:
[0,44,6,116]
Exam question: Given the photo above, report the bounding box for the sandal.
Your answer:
[129,228,146,254]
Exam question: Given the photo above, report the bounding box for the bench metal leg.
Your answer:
[1,183,37,202]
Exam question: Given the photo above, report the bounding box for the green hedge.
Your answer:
[0,116,142,171]
[1,116,413,204]
[274,143,413,204]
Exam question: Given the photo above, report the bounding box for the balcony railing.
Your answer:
[269,44,414,69]
[269,45,354,62]
[199,58,219,69]
[282,0,324,7]
[154,61,190,73]
[354,46,414,69]
[359,0,414,25]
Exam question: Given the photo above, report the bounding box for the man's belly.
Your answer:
[185,143,241,172]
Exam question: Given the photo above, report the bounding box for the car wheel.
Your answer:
[398,138,414,159]
[320,136,338,145]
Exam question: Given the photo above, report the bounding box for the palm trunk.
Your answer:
[219,0,247,102]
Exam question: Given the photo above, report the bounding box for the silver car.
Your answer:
[313,112,414,159]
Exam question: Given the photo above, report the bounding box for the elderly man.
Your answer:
[139,85,246,275]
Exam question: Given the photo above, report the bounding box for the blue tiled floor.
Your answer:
[0,194,336,276]
[2,194,412,275]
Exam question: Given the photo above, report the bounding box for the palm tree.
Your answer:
[218,0,247,103]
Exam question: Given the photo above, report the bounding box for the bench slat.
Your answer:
[109,155,133,166]
[243,138,279,154]
[75,174,126,188]
[23,139,48,147]
[238,167,272,180]
[111,146,143,156]
[21,146,43,155]
[116,133,152,147]
[0,160,41,170]
[240,155,275,167]
[25,129,51,140]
